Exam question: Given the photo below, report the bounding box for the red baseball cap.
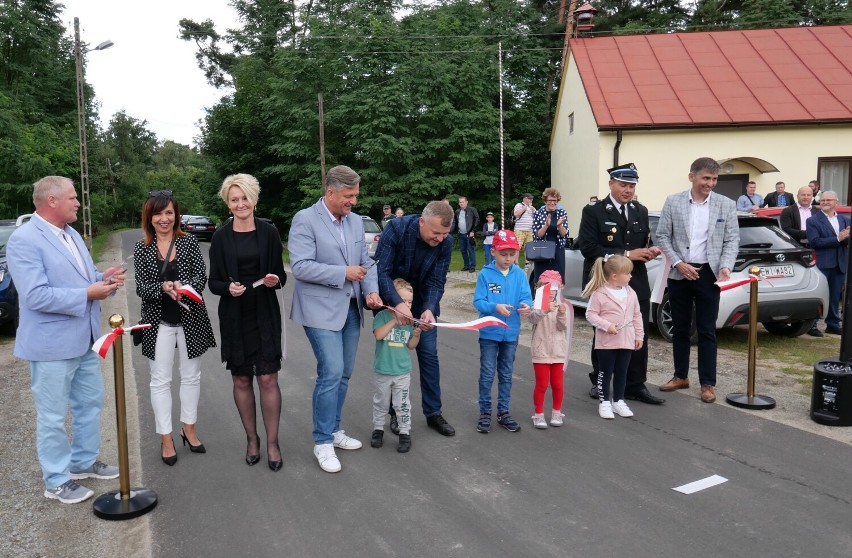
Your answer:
[492,230,520,251]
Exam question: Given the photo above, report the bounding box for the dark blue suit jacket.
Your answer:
[374,214,452,316]
[806,211,850,273]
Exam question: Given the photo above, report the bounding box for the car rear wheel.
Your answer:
[762,319,817,338]
[655,293,697,344]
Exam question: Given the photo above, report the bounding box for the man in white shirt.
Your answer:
[655,158,739,404]
[513,193,536,265]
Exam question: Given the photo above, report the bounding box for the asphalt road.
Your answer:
[120,230,852,558]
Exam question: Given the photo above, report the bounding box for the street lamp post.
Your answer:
[74,17,113,252]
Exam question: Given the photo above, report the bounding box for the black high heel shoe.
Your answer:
[245,435,261,466]
[162,438,177,466]
[180,428,206,453]
[268,442,282,472]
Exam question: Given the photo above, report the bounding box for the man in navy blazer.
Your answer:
[374,201,456,436]
[806,191,850,335]
[7,176,125,504]
[289,165,382,473]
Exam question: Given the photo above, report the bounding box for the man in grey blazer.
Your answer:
[289,165,382,473]
[7,176,125,504]
[655,158,739,404]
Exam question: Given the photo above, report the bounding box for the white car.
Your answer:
[362,216,381,259]
[530,212,829,341]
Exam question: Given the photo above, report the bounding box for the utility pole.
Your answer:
[74,17,92,252]
[73,18,112,252]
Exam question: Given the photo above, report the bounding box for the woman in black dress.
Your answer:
[208,174,287,471]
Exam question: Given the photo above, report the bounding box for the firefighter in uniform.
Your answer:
[577,163,665,405]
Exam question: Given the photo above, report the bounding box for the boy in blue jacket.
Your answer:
[473,230,532,432]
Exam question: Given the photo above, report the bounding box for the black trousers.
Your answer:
[589,297,650,394]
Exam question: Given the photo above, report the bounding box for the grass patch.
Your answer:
[715,325,839,387]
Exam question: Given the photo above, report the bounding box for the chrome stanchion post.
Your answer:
[727,267,776,410]
[93,314,158,520]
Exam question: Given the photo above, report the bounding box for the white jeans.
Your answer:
[373,372,412,434]
[149,324,201,434]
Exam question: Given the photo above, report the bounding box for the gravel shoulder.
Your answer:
[0,233,151,558]
[439,269,852,447]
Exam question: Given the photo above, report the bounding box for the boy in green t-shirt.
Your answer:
[371,279,421,453]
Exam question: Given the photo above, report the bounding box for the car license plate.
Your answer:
[760,265,794,277]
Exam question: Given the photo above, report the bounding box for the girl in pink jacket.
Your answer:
[582,255,644,420]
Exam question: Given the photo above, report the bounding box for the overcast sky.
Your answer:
[60,1,240,147]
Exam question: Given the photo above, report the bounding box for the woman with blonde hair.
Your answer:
[209,174,287,471]
[583,255,643,420]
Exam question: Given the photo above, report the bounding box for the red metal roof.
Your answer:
[569,25,852,129]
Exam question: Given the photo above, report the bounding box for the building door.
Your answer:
[716,174,749,202]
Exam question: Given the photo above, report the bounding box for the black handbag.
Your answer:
[525,240,556,261]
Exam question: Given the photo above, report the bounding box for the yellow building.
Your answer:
[551,25,852,229]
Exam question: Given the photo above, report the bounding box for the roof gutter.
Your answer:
[613,129,622,167]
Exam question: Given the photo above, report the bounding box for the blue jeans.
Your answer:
[484,244,494,267]
[669,267,719,386]
[415,326,443,417]
[30,350,104,489]
[478,338,518,415]
[304,301,361,444]
[820,266,845,329]
[458,234,476,269]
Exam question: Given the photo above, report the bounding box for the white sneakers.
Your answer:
[549,410,565,427]
[332,430,363,450]
[313,443,341,473]
[532,413,548,429]
[600,400,633,419]
[314,431,362,473]
[612,400,634,417]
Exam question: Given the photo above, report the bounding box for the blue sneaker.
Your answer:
[497,412,521,432]
[476,413,492,433]
[69,460,119,480]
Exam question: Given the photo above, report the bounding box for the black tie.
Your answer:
[620,205,627,225]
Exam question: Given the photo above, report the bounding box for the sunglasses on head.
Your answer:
[148,190,173,199]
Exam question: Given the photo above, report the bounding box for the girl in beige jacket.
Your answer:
[529,270,570,429]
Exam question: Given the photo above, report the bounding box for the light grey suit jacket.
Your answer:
[656,191,739,280]
[288,199,378,330]
[7,213,104,361]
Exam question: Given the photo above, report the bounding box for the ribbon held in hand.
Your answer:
[92,323,152,358]
[176,284,203,304]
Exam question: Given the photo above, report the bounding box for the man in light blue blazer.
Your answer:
[806,190,850,335]
[289,165,382,473]
[7,176,125,504]
[655,158,739,404]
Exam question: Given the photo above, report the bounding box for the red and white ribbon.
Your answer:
[380,305,508,330]
[176,285,203,304]
[715,275,758,292]
[92,323,152,358]
[433,316,509,330]
[650,251,671,305]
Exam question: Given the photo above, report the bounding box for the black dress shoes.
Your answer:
[825,326,842,335]
[807,326,824,337]
[389,415,400,436]
[625,387,665,405]
[426,415,456,436]
[589,385,599,399]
